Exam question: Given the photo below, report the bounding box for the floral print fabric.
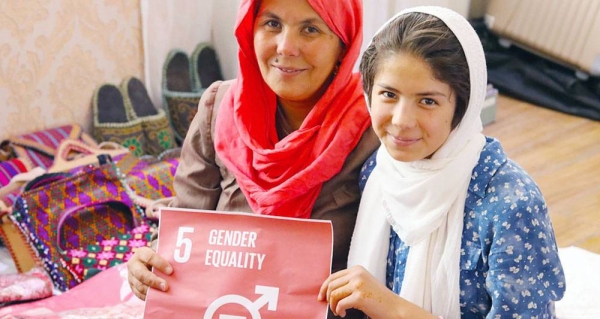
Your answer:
[360,137,566,318]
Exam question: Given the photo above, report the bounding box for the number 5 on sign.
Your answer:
[173,227,194,263]
[142,208,333,319]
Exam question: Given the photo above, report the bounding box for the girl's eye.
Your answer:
[420,98,437,107]
[381,91,396,99]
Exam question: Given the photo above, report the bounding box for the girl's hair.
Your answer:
[360,12,470,129]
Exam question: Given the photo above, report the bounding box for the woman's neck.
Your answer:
[276,99,314,131]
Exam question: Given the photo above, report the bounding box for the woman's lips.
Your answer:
[274,65,305,74]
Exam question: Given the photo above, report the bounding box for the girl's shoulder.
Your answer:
[358,150,378,192]
[468,137,543,206]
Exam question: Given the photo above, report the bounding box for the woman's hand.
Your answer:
[318,265,436,319]
[127,246,173,300]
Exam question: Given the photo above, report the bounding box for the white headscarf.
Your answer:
[347,6,487,318]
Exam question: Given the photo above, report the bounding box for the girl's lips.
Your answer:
[390,135,420,146]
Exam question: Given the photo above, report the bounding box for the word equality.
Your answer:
[205,229,266,270]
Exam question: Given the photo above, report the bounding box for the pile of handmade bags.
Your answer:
[0,125,179,302]
[0,42,223,308]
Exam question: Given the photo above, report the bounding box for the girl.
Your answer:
[319,6,565,318]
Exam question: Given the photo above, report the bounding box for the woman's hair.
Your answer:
[360,12,470,129]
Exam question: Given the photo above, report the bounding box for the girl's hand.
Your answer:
[318,265,437,319]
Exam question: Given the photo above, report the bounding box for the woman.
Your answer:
[127,0,378,313]
[319,6,565,318]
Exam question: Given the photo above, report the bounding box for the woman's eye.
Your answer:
[303,26,320,34]
[265,20,281,29]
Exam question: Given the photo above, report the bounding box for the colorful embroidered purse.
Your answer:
[10,161,145,291]
[125,156,180,200]
[60,222,154,283]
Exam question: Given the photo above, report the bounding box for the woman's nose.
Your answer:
[276,30,300,57]
[391,100,417,128]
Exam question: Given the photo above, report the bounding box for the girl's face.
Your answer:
[253,0,343,110]
[370,52,456,162]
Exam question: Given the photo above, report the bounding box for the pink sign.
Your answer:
[143,208,333,319]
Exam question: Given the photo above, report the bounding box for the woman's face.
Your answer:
[253,0,343,110]
[370,52,456,162]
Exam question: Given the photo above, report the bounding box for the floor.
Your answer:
[483,94,600,254]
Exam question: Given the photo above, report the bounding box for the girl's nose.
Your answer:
[391,99,417,129]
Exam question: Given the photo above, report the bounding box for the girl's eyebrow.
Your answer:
[375,83,399,93]
[415,91,448,97]
[375,83,449,97]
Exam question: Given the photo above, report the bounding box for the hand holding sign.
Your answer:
[143,208,333,319]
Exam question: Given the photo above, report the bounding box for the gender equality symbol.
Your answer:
[203,285,279,319]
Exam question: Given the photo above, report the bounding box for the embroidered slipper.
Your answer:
[92,83,144,157]
[121,77,176,156]
[162,49,203,142]
[190,42,224,90]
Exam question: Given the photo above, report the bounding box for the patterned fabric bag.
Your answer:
[0,158,30,188]
[3,124,98,170]
[125,156,179,200]
[111,149,180,200]
[0,159,35,209]
[0,211,39,273]
[60,223,154,283]
[10,161,145,291]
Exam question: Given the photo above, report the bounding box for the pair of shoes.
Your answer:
[93,77,176,157]
[162,42,224,142]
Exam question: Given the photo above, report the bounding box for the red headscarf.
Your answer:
[214,0,370,218]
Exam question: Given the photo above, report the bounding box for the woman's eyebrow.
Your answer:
[257,11,279,19]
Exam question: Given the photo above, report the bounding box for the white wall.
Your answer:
[211,0,242,81]
[362,0,471,60]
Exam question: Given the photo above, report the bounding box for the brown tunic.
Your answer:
[171,80,380,273]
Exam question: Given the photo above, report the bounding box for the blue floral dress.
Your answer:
[359,137,566,318]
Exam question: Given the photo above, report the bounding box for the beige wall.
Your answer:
[0,0,488,142]
[0,0,144,141]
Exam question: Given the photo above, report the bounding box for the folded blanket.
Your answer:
[555,246,600,318]
[0,267,53,305]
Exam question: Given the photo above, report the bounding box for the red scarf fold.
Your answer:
[214,0,370,218]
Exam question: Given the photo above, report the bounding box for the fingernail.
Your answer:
[165,266,173,274]
[160,282,167,291]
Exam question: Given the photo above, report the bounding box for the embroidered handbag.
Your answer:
[0,158,30,188]
[3,124,98,170]
[0,211,39,273]
[125,156,180,200]
[60,222,154,283]
[10,161,145,291]
[107,149,180,200]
